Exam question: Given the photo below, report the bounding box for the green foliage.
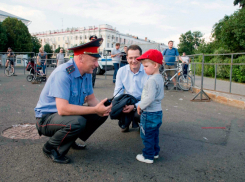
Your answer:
[212,9,245,52]
[0,22,8,52]
[178,31,203,55]
[32,36,41,54]
[54,47,64,53]
[44,43,53,59]
[193,48,245,83]
[2,17,33,52]
[234,0,245,8]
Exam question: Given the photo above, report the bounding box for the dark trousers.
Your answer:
[113,63,119,83]
[36,113,107,156]
[92,68,97,88]
[182,64,188,78]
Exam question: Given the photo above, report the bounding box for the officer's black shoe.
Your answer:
[71,142,86,150]
[43,145,70,164]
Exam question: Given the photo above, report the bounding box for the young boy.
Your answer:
[136,49,164,164]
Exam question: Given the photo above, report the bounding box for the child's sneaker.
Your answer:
[136,154,153,164]
[154,155,159,159]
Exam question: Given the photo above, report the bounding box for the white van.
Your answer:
[97,49,114,75]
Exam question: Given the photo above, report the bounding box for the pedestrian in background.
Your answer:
[111,43,121,83]
[180,52,191,78]
[38,48,47,74]
[120,46,128,68]
[89,35,98,88]
[57,48,65,67]
[162,41,183,89]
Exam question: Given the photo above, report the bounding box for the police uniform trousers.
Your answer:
[36,113,108,156]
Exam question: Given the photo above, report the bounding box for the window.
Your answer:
[80,36,82,40]
[111,44,113,48]
[63,37,65,40]
[58,45,60,48]
[116,37,118,41]
[107,35,110,39]
[107,43,109,48]
[17,59,21,64]
[85,35,87,39]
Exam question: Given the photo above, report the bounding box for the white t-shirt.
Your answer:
[181,56,190,64]
[111,48,121,63]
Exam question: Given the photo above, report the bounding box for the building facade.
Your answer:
[31,24,167,55]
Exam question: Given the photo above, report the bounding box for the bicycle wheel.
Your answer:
[26,75,34,82]
[4,67,12,77]
[178,74,193,91]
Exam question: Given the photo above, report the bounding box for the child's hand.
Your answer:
[137,105,141,115]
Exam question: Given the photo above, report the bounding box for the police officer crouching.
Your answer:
[35,38,112,164]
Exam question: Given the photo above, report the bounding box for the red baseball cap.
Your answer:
[136,49,163,64]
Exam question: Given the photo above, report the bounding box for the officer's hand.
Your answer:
[122,105,134,113]
[95,98,112,117]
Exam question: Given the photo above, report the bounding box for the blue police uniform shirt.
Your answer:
[34,59,93,117]
[162,48,179,65]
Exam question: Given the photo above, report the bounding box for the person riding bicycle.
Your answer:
[180,52,191,79]
[5,47,16,75]
[162,41,183,89]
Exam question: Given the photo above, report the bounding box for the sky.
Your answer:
[0,0,240,46]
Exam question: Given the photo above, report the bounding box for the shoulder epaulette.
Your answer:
[66,65,75,74]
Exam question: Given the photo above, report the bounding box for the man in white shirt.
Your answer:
[111,43,121,83]
[113,45,148,132]
[180,52,191,78]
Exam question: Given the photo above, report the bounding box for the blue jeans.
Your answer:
[113,63,119,83]
[139,111,162,160]
[41,62,46,74]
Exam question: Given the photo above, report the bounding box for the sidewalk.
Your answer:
[192,87,245,109]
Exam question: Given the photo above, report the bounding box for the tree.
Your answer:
[212,9,245,52]
[177,31,203,55]
[0,22,8,52]
[31,36,41,54]
[54,47,64,53]
[234,0,245,8]
[2,17,33,52]
[44,43,53,59]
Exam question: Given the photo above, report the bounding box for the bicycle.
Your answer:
[160,64,194,91]
[4,60,15,77]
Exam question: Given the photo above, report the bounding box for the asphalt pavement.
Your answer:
[0,67,245,182]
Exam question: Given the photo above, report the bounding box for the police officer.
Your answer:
[89,35,98,88]
[35,38,112,164]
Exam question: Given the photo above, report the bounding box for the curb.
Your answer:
[192,87,245,109]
